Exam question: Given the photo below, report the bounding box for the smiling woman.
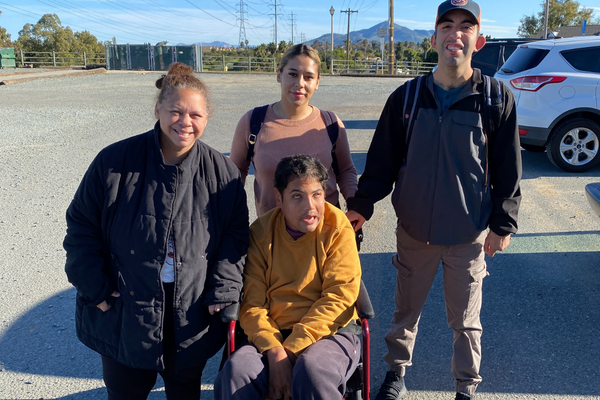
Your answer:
[154,64,211,164]
[63,62,249,400]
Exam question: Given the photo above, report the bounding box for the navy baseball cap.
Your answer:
[435,0,481,26]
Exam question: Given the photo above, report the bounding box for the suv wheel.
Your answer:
[546,118,600,172]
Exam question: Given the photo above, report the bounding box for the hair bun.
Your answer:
[155,75,166,89]
[167,62,194,77]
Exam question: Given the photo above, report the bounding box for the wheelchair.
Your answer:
[221,279,375,400]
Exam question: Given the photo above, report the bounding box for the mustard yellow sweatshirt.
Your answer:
[240,202,361,355]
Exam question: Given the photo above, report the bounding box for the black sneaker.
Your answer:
[374,371,407,400]
[455,392,473,400]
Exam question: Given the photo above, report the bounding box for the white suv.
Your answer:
[494,36,600,172]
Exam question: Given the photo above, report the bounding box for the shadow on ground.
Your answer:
[359,244,600,397]
[2,238,598,398]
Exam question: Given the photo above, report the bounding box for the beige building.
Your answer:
[534,25,600,38]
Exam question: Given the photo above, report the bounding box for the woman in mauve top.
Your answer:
[229,44,358,217]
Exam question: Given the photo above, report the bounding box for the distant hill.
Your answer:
[175,41,233,48]
[309,21,434,46]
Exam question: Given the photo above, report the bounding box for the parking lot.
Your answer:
[0,72,599,400]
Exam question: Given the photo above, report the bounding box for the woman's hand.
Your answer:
[96,291,121,312]
[208,302,232,315]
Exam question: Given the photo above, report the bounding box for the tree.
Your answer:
[156,41,168,46]
[278,40,289,53]
[254,43,268,57]
[395,41,405,61]
[0,26,12,47]
[15,13,104,55]
[403,48,422,62]
[517,0,600,38]
[266,42,277,55]
[420,37,431,59]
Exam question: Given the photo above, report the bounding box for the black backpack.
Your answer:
[245,105,342,176]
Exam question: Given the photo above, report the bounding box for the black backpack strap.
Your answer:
[481,75,504,187]
[247,105,269,162]
[321,110,341,177]
[402,75,425,157]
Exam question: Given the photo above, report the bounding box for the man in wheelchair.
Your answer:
[215,155,362,400]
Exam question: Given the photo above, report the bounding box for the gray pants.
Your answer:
[214,332,361,400]
[383,225,487,395]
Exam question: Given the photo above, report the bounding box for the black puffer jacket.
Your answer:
[64,122,249,371]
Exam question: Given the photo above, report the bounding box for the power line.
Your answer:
[4,0,166,43]
[33,0,177,42]
[183,0,238,28]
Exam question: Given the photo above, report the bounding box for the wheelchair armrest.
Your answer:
[357,279,375,320]
[220,302,240,323]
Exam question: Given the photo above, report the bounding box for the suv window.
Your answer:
[502,44,519,61]
[561,46,600,73]
[499,47,550,74]
[472,45,500,76]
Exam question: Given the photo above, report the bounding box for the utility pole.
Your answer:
[341,8,358,73]
[330,6,335,75]
[388,0,395,74]
[270,0,282,48]
[290,12,295,44]
[237,0,248,48]
[543,0,549,38]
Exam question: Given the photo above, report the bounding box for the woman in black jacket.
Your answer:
[63,63,249,400]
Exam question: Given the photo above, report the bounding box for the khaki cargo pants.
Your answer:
[383,224,488,395]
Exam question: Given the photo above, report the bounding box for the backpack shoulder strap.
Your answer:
[246,104,269,162]
[321,110,341,177]
[482,75,504,137]
[481,75,505,187]
[401,75,425,161]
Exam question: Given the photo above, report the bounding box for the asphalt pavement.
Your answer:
[0,71,599,400]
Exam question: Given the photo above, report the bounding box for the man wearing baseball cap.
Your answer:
[346,0,522,399]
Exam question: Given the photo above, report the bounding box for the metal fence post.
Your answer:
[223,54,226,71]
[199,46,203,72]
[273,57,276,73]
[84,52,87,67]
[53,51,56,67]
[248,56,251,73]
[20,50,24,67]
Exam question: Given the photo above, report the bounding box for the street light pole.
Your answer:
[543,0,549,38]
[330,6,334,75]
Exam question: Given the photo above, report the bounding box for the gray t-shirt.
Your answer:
[433,83,466,114]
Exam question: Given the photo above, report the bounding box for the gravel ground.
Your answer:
[1,71,599,400]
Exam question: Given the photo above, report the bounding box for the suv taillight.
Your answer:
[510,76,567,91]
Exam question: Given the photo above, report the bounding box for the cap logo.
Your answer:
[451,0,468,5]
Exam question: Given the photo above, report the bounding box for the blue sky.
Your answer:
[0,0,598,46]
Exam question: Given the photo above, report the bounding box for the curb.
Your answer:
[0,68,107,86]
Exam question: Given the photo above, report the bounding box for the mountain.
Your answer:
[176,41,233,48]
[310,21,434,46]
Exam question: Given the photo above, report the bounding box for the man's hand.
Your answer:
[484,231,511,257]
[96,291,120,312]
[346,210,366,231]
[266,347,293,400]
[208,302,232,315]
